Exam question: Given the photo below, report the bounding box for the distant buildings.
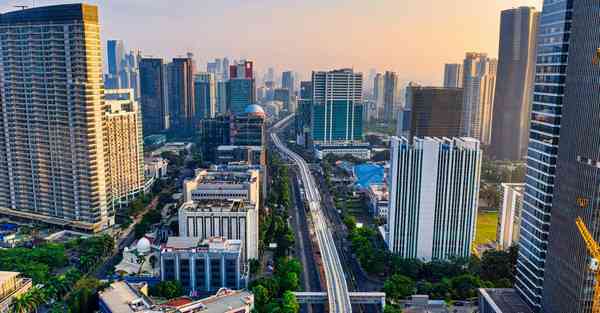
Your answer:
[105,89,145,206]
[497,183,524,250]
[198,115,232,163]
[178,200,259,260]
[295,81,313,147]
[489,7,539,160]
[443,63,463,88]
[383,71,399,122]
[106,40,125,89]
[366,184,389,221]
[0,272,32,313]
[140,58,170,134]
[461,52,497,144]
[227,61,255,115]
[406,86,464,139]
[281,71,295,95]
[373,73,385,121]
[387,137,481,260]
[169,57,196,133]
[194,72,217,119]
[273,88,292,112]
[0,4,113,232]
[160,237,243,293]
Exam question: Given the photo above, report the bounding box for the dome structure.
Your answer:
[244,104,266,117]
[136,237,151,255]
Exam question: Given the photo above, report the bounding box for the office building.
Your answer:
[198,115,232,163]
[478,289,532,313]
[0,4,112,232]
[373,73,385,120]
[216,146,263,166]
[387,137,481,260]
[226,79,255,115]
[383,71,399,122]
[231,105,266,147]
[194,72,217,120]
[514,1,571,309]
[169,57,195,133]
[0,272,32,313]
[461,53,497,144]
[139,58,170,135]
[106,39,124,89]
[216,80,228,115]
[489,7,539,161]
[160,237,243,293]
[178,200,259,260]
[183,166,260,207]
[282,71,295,95]
[310,69,363,144]
[105,89,145,206]
[162,289,254,313]
[406,86,464,139]
[497,183,524,250]
[295,81,313,147]
[539,0,599,311]
[443,63,463,88]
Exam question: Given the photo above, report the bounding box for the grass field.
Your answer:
[474,210,499,247]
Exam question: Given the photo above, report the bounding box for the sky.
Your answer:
[1,0,542,85]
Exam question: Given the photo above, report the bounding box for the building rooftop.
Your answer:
[0,4,98,25]
[479,288,533,313]
[99,281,156,313]
[170,289,253,313]
[0,272,20,284]
[162,237,241,253]
[179,199,254,213]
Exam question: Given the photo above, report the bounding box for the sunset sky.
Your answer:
[2,0,543,85]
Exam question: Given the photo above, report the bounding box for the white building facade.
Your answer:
[387,137,482,261]
[497,183,524,250]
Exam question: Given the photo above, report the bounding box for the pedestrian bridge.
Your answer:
[294,291,386,308]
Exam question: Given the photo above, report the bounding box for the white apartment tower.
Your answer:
[461,53,497,145]
[0,4,112,232]
[387,136,482,261]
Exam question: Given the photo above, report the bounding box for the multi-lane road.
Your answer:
[271,114,353,313]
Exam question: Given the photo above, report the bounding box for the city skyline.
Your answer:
[1,0,541,85]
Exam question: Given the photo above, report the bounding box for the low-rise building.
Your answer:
[160,237,243,293]
[366,183,389,220]
[216,145,262,165]
[151,142,194,157]
[145,157,169,181]
[497,183,524,250]
[314,143,372,160]
[0,272,32,313]
[478,288,532,313]
[178,200,258,260]
[160,289,253,313]
[183,167,260,207]
[98,281,157,313]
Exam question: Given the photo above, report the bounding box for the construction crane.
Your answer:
[576,217,600,313]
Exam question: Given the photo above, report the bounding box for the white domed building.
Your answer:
[115,236,158,276]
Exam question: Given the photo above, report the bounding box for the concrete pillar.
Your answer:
[221,254,226,288]
[205,255,210,291]
[175,254,180,281]
[190,255,196,292]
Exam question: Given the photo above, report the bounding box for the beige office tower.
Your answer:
[0,4,112,232]
[105,89,145,206]
[461,53,497,145]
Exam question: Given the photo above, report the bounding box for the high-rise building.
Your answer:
[139,58,170,135]
[222,58,230,80]
[310,69,363,144]
[461,52,497,144]
[514,1,571,310]
[231,105,266,147]
[406,86,464,139]
[387,137,481,261]
[282,71,295,95]
[216,80,228,114]
[497,183,524,251]
[194,73,217,120]
[383,71,399,122]
[168,57,196,133]
[489,7,539,161]
[198,115,231,163]
[104,89,145,206]
[538,1,597,311]
[0,4,112,232]
[443,63,463,88]
[373,73,385,120]
[106,39,124,89]
[296,81,313,147]
[227,60,255,115]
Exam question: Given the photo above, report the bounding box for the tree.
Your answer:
[384,274,415,303]
[480,249,514,285]
[67,277,102,313]
[150,280,184,299]
[278,272,300,293]
[449,274,482,300]
[281,291,300,313]
[252,285,270,312]
[383,305,403,313]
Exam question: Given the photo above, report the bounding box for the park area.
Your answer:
[474,210,499,247]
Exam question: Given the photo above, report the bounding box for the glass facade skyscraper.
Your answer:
[140,58,170,135]
[515,0,572,310]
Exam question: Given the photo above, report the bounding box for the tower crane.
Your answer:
[575,217,600,313]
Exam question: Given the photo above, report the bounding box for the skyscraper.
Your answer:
[0,4,112,232]
[489,7,539,161]
[383,71,399,122]
[296,81,313,147]
[104,89,145,206]
[443,63,463,88]
[227,60,255,115]
[106,39,124,89]
[310,69,363,144]
[140,58,170,134]
[194,72,217,120]
[373,73,385,121]
[461,52,497,144]
[537,1,595,311]
[514,1,572,310]
[387,137,481,261]
[407,86,464,139]
[282,71,295,95]
[169,57,196,133]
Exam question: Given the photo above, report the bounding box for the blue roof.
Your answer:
[354,164,384,188]
[244,104,265,114]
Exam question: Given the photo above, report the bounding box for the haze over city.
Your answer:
[2,0,541,84]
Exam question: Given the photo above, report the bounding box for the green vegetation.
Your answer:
[364,120,397,136]
[149,280,185,299]
[250,257,302,313]
[480,158,526,209]
[474,210,499,247]
[0,243,67,283]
